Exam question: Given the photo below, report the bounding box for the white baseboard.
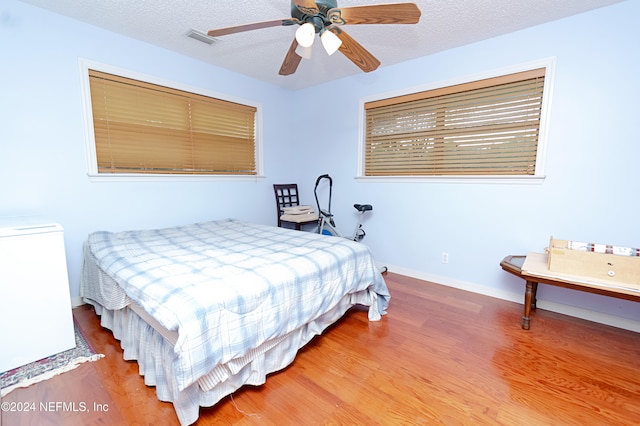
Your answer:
[71,296,85,307]
[384,263,640,333]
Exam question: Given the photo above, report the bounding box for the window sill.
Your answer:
[87,173,266,183]
[355,175,546,185]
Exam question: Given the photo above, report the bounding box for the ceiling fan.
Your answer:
[207,1,421,76]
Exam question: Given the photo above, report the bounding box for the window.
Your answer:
[361,61,553,181]
[80,61,261,180]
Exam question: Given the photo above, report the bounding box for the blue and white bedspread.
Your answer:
[87,219,389,392]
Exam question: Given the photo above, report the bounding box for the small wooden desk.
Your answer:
[500,255,640,330]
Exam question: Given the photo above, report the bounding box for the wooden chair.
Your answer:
[273,184,318,230]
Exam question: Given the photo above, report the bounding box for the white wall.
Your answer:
[292,0,640,330]
[1,1,638,331]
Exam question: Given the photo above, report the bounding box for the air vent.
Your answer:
[186,29,217,45]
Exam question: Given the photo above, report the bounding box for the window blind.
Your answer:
[364,68,546,176]
[88,70,257,175]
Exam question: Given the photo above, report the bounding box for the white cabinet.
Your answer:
[0,218,76,373]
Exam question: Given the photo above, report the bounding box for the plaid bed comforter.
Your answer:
[87,219,389,391]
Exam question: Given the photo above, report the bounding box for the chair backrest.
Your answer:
[273,184,301,226]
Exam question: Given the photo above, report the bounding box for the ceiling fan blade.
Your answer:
[327,26,380,73]
[279,38,303,76]
[327,3,421,26]
[292,0,320,15]
[208,18,299,37]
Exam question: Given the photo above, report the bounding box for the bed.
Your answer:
[80,218,390,425]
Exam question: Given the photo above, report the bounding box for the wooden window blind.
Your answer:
[88,70,257,175]
[363,68,546,176]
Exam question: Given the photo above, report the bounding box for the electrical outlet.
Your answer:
[441,252,449,264]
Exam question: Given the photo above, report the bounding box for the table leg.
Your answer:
[531,282,538,310]
[522,280,536,330]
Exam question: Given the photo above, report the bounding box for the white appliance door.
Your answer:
[0,220,75,372]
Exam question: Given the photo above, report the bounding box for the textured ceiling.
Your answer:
[19,0,624,90]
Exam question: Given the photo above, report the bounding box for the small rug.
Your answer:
[0,320,104,397]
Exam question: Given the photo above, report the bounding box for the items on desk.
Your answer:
[548,236,640,286]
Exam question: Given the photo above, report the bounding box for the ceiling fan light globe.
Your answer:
[295,23,315,48]
[295,44,313,60]
[320,30,342,56]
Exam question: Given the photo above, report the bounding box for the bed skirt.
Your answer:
[85,293,362,425]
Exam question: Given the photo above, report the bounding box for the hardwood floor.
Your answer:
[2,272,639,425]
